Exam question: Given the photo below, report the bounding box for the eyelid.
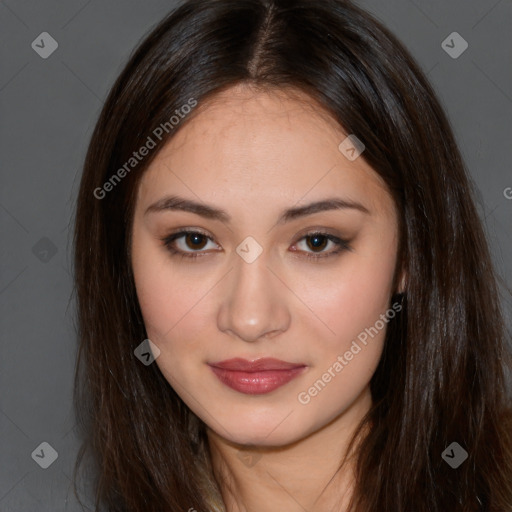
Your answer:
[161,228,220,257]
[161,228,352,260]
[291,231,351,258]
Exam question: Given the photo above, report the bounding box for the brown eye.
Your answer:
[162,230,218,259]
[184,232,208,250]
[293,231,352,260]
[305,234,329,252]
[162,229,351,262]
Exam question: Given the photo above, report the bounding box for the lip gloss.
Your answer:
[208,366,307,394]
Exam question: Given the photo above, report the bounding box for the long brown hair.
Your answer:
[72,0,512,510]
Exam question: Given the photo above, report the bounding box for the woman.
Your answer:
[72,0,512,510]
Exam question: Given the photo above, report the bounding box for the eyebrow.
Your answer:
[144,194,370,223]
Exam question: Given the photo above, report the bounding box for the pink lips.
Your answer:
[208,357,307,394]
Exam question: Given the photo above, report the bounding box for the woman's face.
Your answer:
[131,85,400,447]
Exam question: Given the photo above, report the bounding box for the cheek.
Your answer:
[134,267,208,349]
[131,248,172,335]
[133,268,209,386]
[294,262,394,414]
[131,240,215,379]
[298,248,397,350]
[130,203,203,334]
[131,225,202,335]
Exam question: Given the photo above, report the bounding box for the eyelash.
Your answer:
[161,229,351,261]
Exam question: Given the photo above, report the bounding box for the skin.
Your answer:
[131,83,403,511]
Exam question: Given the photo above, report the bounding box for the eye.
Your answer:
[161,229,219,260]
[161,230,351,261]
[292,231,351,260]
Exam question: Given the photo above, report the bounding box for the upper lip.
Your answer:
[208,357,306,372]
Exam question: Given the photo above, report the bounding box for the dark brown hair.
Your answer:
[72,0,512,510]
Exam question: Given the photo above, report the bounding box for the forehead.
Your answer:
[137,85,394,219]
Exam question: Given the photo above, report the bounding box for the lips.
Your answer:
[208,358,307,394]
[209,357,306,372]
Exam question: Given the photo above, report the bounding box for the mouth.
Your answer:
[208,358,308,395]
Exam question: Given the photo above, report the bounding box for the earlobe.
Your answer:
[397,271,407,294]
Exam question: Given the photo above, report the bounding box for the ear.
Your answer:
[396,270,407,294]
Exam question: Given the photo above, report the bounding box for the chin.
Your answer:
[207,413,312,448]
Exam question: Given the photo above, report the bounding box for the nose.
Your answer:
[217,253,291,343]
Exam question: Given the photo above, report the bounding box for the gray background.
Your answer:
[1,0,511,510]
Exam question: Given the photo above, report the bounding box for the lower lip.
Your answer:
[209,366,307,394]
